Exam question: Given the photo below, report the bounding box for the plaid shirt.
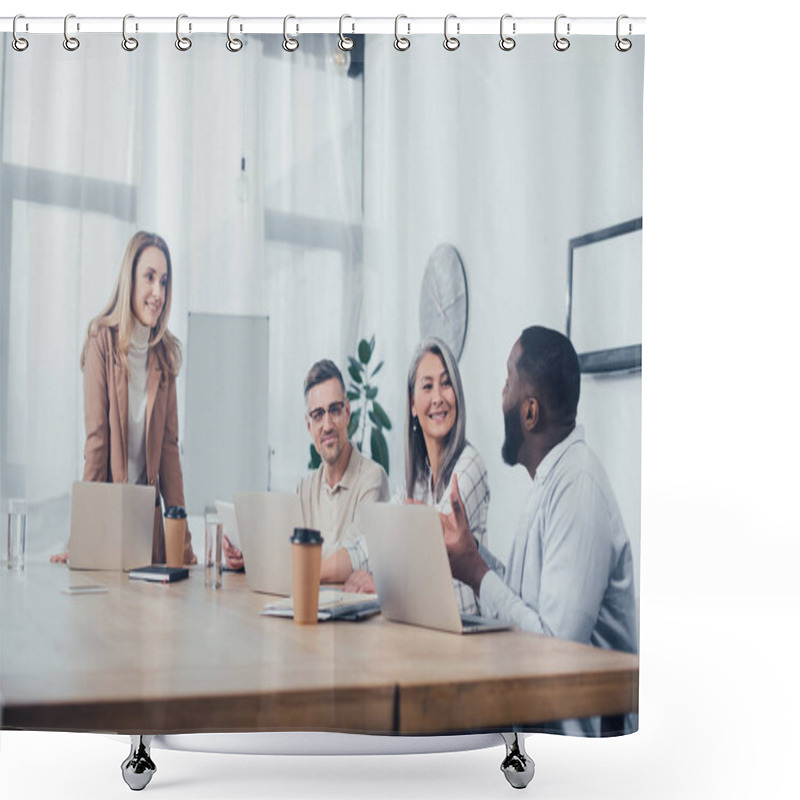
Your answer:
[346,443,489,615]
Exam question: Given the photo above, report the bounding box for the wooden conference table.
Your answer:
[0,564,639,735]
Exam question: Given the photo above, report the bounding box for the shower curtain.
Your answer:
[1,21,643,746]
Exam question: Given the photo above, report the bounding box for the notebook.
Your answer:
[261,589,381,622]
[361,502,510,635]
[68,481,156,572]
[233,491,303,596]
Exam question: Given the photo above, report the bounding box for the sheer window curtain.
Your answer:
[1,33,364,552]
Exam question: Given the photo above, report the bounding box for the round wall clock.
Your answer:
[419,244,469,360]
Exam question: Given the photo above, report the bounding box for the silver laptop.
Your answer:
[69,481,156,571]
[233,492,303,596]
[361,502,510,635]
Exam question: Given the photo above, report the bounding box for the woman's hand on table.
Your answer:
[223,534,244,570]
[343,569,376,594]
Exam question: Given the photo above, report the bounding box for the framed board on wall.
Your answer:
[567,218,643,374]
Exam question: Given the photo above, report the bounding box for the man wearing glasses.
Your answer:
[223,359,389,579]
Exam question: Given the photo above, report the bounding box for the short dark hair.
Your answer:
[517,326,580,424]
[303,359,346,400]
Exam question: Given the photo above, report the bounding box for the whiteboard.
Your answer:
[183,313,270,514]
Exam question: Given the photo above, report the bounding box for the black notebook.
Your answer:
[129,565,190,583]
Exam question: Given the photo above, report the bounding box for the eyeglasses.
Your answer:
[307,401,346,425]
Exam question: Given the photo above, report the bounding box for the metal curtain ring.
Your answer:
[615,15,632,52]
[176,14,192,51]
[226,15,243,52]
[63,13,80,51]
[12,15,29,52]
[443,14,460,51]
[283,15,299,52]
[338,14,355,51]
[553,14,570,52]
[394,15,410,51]
[499,14,516,51]
[121,14,138,51]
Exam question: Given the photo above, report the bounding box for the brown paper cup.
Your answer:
[164,517,186,568]
[291,542,322,625]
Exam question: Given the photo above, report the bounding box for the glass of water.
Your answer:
[204,514,222,589]
[7,498,27,572]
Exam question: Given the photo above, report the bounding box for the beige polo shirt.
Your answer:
[297,445,390,558]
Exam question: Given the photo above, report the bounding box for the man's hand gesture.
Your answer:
[440,475,488,592]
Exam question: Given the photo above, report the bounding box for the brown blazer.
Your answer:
[82,325,193,564]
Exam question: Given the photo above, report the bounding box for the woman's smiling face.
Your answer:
[411,351,457,446]
[131,246,168,328]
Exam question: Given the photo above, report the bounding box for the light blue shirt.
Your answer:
[479,425,637,736]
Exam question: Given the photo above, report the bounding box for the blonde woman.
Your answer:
[344,338,490,614]
[51,232,195,565]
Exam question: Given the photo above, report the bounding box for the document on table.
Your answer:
[261,589,381,621]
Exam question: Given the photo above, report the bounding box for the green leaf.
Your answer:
[358,338,372,365]
[370,426,390,475]
[348,355,364,375]
[369,334,375,354]
[348,364,363,384]
[348,408,362,438]
[347,389,360,401]
[308,443,321,470]
[371,400,392,431]
[370,361,384,378]
[365,385,378,400]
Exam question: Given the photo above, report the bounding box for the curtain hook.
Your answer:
[338,14,355,51]
[121,14,138,51]
[615,15,632,52]
[394,15,410,51]
[443,14,460,51]
[176,14,192,51]
[499,14,516,51]
[283,15,299,52]
[553,14,570,52]
[226,15,243,52]
[12,15,29,52]
[63,13,80,51]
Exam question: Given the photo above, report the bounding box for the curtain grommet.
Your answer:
[176,14,192,51]
[121,14,138,52]
[12,15,29,52]
[394,15,411,51]
[64,13,80,52]
[499,14,516,51]
[226,15,243,52]
[338,14,355,51]
[553,14,570,52]
[443,14,460,51]
[283,15,299,52]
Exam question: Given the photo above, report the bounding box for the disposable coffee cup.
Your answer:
[290,528,324,625]
[164,505,187,568]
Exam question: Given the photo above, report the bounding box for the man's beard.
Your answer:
[501,404,524,466]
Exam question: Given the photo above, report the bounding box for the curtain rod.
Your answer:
[2,16,646,36]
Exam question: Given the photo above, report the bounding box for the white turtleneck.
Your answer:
[127,318,150,486]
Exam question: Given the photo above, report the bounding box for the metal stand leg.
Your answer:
[121,735,157,791]
[500,732,535,789]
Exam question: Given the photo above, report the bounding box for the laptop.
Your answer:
[361,502,510,635]
[233,492,303,596]
[69,481,156,571]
